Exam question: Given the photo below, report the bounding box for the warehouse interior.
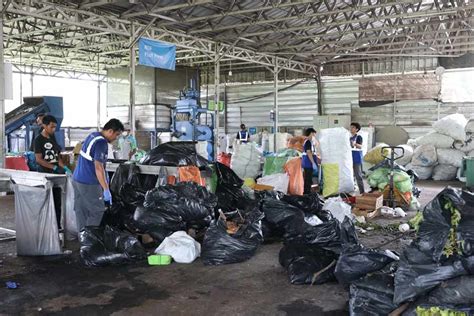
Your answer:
[1,0,474,315]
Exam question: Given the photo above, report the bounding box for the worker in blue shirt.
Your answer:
[72,118,124,232]
[236,124,249,144]
[302,128,319,194]
[350,122,365,194]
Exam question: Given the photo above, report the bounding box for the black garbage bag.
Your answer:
[281,193,331,221]
[393,258,468,304]
[143,182,217,228]
[120,183,146,207]
[101,202,137,230]
[260,198,306,239]
[213,162,249,214]
[286,217,358,254]
[141,141,209,167]
[457,190,474,256]
[427,275,474,306]
[349,273,399,316]
[334,244,398,285]
[80,225,147,267]
[416,187,465,262]
[133,205,185,243]
[110,163,143,197]
[201,208,264,265]
[279,243,338,285]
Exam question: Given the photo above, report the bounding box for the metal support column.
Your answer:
[273,58,279,151]
[30,65,33,96]
[316,67,323,115]
[0,2,4,168]
[129,23,136,136]
[96,54,101,130]
[214,44,220,159]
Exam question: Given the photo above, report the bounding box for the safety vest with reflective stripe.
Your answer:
[80,135,106,161]
[239,131,249,142]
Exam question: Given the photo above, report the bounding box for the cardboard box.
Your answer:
[355,192,383,210]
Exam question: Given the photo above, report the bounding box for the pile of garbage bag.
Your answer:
[80,225,147,267]
[141,141,209,168]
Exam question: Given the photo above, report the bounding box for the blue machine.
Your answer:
[171,79,214,161]
[5,96,64,152]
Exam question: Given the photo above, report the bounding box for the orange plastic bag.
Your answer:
[217,152,231,167]
[178,166,203,185]
[284,157,304,196]
[287,136,306,152]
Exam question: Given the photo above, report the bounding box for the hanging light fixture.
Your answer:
[228,59,233,77]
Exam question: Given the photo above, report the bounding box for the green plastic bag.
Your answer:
[263,157,288,176]
[396,179,413,193]
[393,171,411,183]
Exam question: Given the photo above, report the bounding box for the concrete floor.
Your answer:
[0,180,463,315]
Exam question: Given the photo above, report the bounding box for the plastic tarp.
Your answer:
[415,132,455,149]
[411,145,438,167]
[230,142,262,179]
[257,173,289,194]
[433,113,468,141]
[432,164,458,181]
[141,141,209,167]
[155,231,201,263]
[437,148,465,167]
[80,225,147,267]
[201,208,264,265]
[13,183,61,256]
[279,243,338,285]
[318,127,354,197]
[284,157,304,196]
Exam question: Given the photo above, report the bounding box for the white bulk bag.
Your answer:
[411,145,437,167]
[432,164,458,181]
[433,113,468,141]
[318,127,354,197]
[415,132,455,149]
[465,117,474,134]
[231,142,261,179]
[405,163,433,180]
[394,145,414,166]
[437,148,465,168]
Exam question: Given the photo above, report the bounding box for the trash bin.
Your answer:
[462,157,474,188]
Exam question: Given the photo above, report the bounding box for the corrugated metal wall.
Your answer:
[201,78,358,134]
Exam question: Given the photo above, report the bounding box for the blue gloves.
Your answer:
[63,166,72,175]
[103,189,112,205]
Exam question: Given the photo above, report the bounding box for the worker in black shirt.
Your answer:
[29,113,45,151]
[236,124,249,144]
[34,115,72,228]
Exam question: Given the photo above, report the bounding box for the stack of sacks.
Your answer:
[268,133,292,153]
[230,143,262,179]
[406,114,469,180]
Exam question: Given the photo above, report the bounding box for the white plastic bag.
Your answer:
[318,128,354,197]
[322,197,352,223]
[231,142,261,179]
[394,145,414,166]
[436,148,465,167]
[432,164,458,181]
[453,139,474,153]
[304,215,323,226]
[407,139,418,149]
[433,113,468,141]
[257,173,289,194]
[470,150,474,157]
[155,231,201,263]
[415,132,455,149]
[411,145,437,167]
[405,163,433,180]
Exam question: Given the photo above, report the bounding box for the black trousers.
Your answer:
[303,168,313,195]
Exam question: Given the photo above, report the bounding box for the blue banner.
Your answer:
[138,38,176,71]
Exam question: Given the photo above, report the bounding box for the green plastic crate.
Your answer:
[148,255,172,266]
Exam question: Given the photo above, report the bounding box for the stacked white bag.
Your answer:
[230,142,262,179]
[405,114,469,180]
